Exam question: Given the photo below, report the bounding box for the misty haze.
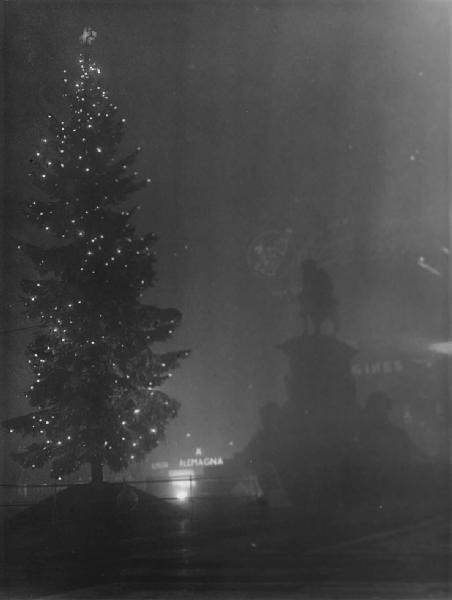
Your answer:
[1,2,450,599]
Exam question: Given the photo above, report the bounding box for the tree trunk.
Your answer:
[90,459,103,485]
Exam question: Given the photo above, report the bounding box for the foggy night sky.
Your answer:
[3,1,450,464]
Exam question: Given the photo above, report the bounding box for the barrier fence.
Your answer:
[0,474,262,522]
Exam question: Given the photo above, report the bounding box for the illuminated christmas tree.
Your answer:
[3,28,189,484]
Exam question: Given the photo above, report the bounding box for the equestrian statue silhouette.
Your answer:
[298,259,339,336]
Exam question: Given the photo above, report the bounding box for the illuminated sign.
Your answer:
[352,360,403,377]
[169,469,194,478]
[150,457,225,471]
[151,461,169,470]
[179,457,224,468]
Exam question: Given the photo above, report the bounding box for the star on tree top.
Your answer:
[79,26,97,46]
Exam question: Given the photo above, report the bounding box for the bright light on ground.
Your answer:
[169,468,195,501]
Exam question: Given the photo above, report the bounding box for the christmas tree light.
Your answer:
[3,29,189,484]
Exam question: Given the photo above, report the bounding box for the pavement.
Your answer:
[2,503,450,600]
[23,581,452,600]
[3,512,444,600]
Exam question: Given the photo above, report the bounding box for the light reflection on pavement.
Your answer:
[33,581,451,600]
[32,514,451,600]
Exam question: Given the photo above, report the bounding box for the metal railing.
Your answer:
[0,474,262,520]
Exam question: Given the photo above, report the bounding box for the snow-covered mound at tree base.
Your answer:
[5,482,184,548]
